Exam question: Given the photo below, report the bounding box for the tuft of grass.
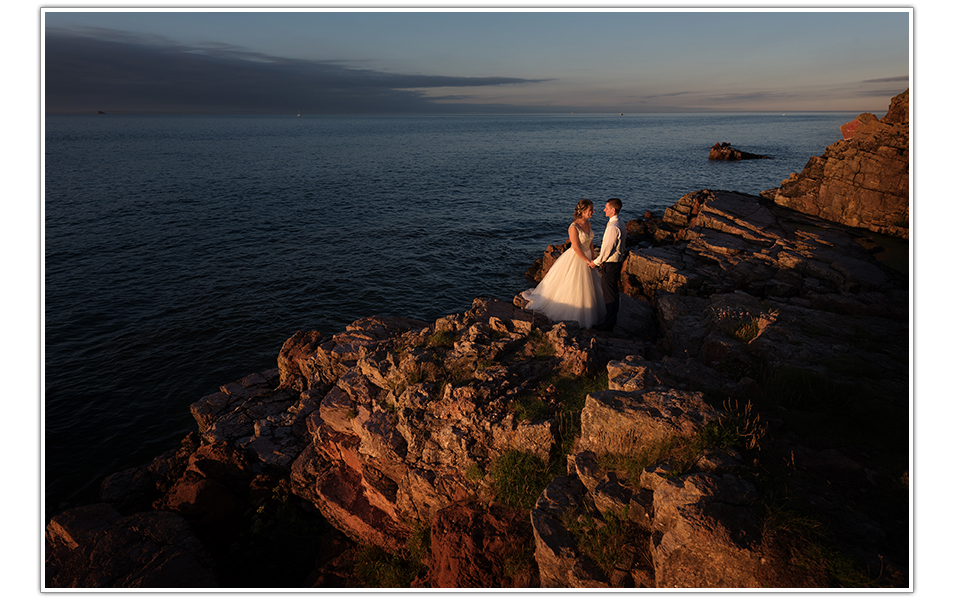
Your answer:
[375,396,398,413]
[733,319,762,343]
[527,327,557,358]
[511,393,551,422]
[426,330,457,348]
[759,364,854,414]
[405,361,425,385]
[553,370,609,409]
[709,306,778,343]
[757,484,888,588]
[507,369,607,427]
[502,537,537,581]
[490,450,553,510]
[847,327,879,352]
[562,508,630,576]
[353,526,429,588]
[598,435,696,480]
[712,398,767,452]
[405,525,431,568]
[554,370,610,467]
[823,355,884,379]
[465,464,485,482]
[597,398,764,480]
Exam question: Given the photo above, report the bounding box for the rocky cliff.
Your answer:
[767,89,909,238]
[46,95,911,589]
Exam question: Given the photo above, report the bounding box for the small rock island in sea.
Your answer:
[708,141,770,161]
[45,90,910,589]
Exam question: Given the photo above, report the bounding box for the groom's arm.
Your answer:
[592,225,619,266]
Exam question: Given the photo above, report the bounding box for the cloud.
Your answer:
[697,91,793,104]
[862,75,909,84]
[44,27,552,114]
[641,91,697,99]
[856,87,909,97]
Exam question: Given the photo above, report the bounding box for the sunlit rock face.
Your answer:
[770,89,909,239]
[283,300,604,552]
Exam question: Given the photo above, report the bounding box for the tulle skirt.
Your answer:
[521,248,605,329]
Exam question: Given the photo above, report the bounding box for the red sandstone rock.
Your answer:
[773,89,909,238]
[839,112,880,139]
[428,501,539,587]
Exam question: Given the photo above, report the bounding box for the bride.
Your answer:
[522,199,605,329]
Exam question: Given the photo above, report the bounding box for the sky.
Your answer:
[42,8,911,114]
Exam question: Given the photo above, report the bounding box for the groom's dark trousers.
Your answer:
[599,260,623,330]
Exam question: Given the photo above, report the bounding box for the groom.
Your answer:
[588,198,626,332]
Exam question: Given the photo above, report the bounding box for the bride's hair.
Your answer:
[573,199,593,220]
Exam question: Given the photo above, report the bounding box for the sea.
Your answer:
[43,111,870,517]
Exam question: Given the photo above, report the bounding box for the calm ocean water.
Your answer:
[44,112,866,515]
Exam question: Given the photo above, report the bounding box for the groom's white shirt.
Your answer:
[593,215,624,266]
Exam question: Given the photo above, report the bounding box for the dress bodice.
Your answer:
[578,228,593,246]
[573,223,594,257]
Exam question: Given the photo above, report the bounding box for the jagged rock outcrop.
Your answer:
[708,142,770,161]
[649,473,762,588]
[636,188,903,301]
[529,353,770,589]
[768,89,909,238]
[615,188,908,412]
[285,301,602,552]
[47,194,908,586]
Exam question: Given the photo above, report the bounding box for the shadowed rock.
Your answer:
[45,505,217,588]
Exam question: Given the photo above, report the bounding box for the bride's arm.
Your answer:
[568,224,590,262]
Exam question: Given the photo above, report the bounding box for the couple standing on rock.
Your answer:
[522,198,626,331]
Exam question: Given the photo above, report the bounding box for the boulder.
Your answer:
[577,388,722,457]
[45,504,217,588]
[98,432,200,515]
[651,473,762,588]
[531,475,607,587]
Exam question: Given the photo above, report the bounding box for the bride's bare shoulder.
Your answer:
[570,220,591,233]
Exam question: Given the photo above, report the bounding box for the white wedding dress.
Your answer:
[521,224,605,329]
